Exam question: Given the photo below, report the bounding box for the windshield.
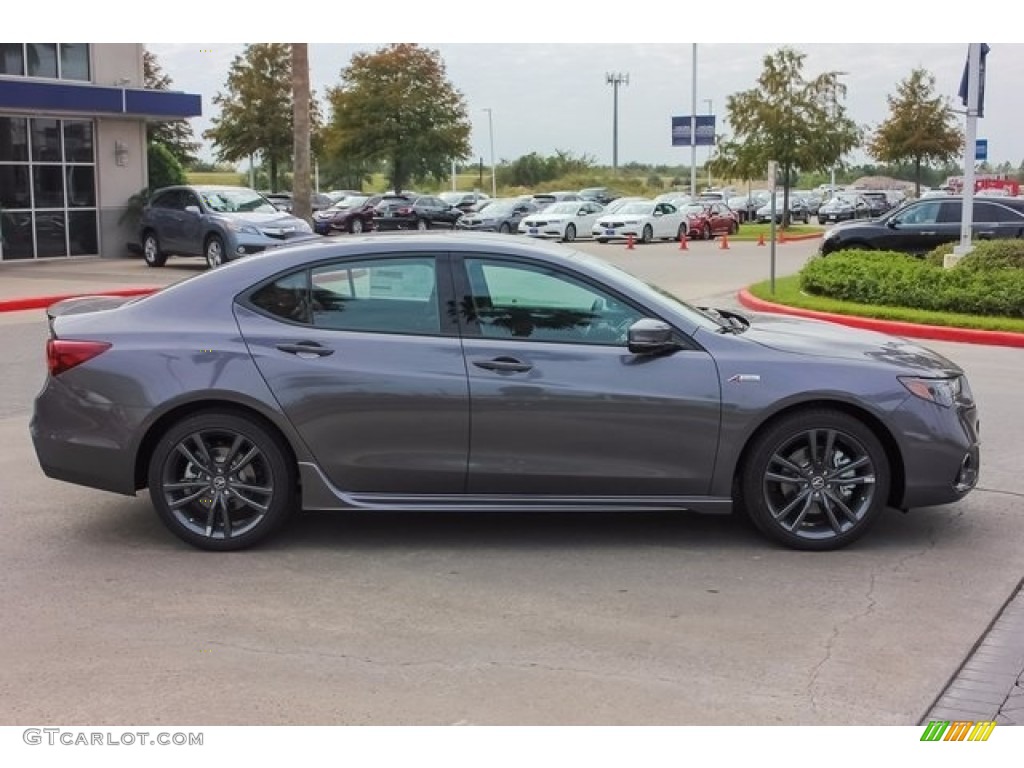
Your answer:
[567,250,727,332]
[683,204,709,215]
[545,202,579,214]
[617,203,653,215]
[201,188,279,214]
[479,202,516,216]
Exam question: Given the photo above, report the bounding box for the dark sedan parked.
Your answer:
[373,195,463,230]
[456,198,538,234]
[32,233,979,553]
[820,196,1024,255]
[311,194,383,235]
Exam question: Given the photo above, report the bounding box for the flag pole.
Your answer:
[952,43,982,264]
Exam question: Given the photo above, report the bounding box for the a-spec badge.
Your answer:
[727,374,762,383]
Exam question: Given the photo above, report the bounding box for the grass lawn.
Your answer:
[731,223,822,241]
[187,171,246,186]
[748,275,1024,334]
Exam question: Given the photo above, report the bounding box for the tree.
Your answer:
[868,68,962,197]
[143,49,200,168]
[204,44,295,191]
[710,47,860,226]
[324,43,471,194]
[292,44,312,221]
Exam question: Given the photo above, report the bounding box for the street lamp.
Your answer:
[704,98,713,190]
[606,72,629,172]
[482,108,496,198]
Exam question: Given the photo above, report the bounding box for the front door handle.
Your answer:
[276,341,334,358]
[472,356,532,373]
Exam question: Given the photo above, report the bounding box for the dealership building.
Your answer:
[0,43,201,261]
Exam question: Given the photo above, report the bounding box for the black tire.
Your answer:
[728,220,738,235]
[349,218,364,234]
[142,231,167,268]
[677,223,688,241]
[148,411,295,551]
[416,218,429,231]
[563,223,576,243]
[738,408,890,551]
[596,238,608,244]
[498,222,511,235]
[205,234,226,269]
[702,224,712,241]
[640,224,653,244]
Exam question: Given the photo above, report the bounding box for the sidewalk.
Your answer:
[0,255,193,311]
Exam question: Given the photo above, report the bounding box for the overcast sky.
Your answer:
[21,5,1023,172]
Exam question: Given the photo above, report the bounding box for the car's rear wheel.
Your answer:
[417,218,429,231]
[142,231,167,268]
[640,224,653,244]
[739,409,890,551]
[204,235,226,269]
[563,223,576,242]
[728,220,738,235]
[148,411,295,551]
[677,223,687,241]
[702,224,712,240]
[499,222,511,234]
[349,218,364,234]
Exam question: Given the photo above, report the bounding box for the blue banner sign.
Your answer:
[671,115,716,147]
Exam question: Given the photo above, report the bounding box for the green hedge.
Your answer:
[800,242,1024,318]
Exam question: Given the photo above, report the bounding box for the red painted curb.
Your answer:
[737,289,1024,348]
[0,287,160,313]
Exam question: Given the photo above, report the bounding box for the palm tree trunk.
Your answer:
[291,44,312,222]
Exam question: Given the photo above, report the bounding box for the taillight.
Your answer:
[46,339,111,376]
[397,206,412,215]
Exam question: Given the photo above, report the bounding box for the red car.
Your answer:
[682,202,740,240]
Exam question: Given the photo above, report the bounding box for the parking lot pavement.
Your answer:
[3,238,1023,725]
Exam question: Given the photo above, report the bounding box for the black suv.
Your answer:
[819,196,1024,256]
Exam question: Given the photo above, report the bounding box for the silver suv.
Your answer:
[139,185,316,269]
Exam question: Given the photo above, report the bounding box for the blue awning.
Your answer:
[0,78,201,119]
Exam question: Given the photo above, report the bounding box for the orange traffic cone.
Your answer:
[719,233,730,250]
[757,233,766,246]
[626,233,635,250]
[777,230,787,245]
[678,232,688,250]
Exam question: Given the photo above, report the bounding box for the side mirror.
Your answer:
[887,218,899,229]
[184,205,200,215]
[627,318,679,355]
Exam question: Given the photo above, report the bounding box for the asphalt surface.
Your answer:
[1,237,1021,726]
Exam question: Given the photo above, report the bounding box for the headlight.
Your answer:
[295,220,312,233]
[899,376,961,408]
[226,221,260,235]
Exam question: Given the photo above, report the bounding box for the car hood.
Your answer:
[742,313,961,374]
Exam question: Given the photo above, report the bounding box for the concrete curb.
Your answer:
[737,289,1024,348]
[0,287,160,313]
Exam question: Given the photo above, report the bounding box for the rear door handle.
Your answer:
[276,341,334,358]
[472,356,533,373]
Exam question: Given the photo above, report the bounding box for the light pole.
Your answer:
[482,108,496,198]
[606,72,629,172]
[704,98,713,190]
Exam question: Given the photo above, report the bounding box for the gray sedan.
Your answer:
[31,234,979,552]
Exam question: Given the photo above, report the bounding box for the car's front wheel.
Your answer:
[142,231,167,268]
[640,224,653,244]
[147,411,295,551]
[204,234,226,269]
[416,218,429,231]
[739,409,890,551]
[563,223,576,243]
[349,218,364,234]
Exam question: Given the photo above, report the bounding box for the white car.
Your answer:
[518,200,605,242]
[591,201,688,244]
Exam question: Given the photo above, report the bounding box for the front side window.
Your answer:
[898,201,942,225]
[463,259,642,346]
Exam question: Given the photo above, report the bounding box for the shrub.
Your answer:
[800,250,1024,318]
[923,238,1024,270]
[147,142,187,190]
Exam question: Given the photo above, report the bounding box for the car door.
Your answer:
[974,201,1024,241]
[234,253,470,494]
[653,203,677,238]
[177,189,205,256]
[883,200,952,254]
[454,255,721,497]
[146,189,186,253]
